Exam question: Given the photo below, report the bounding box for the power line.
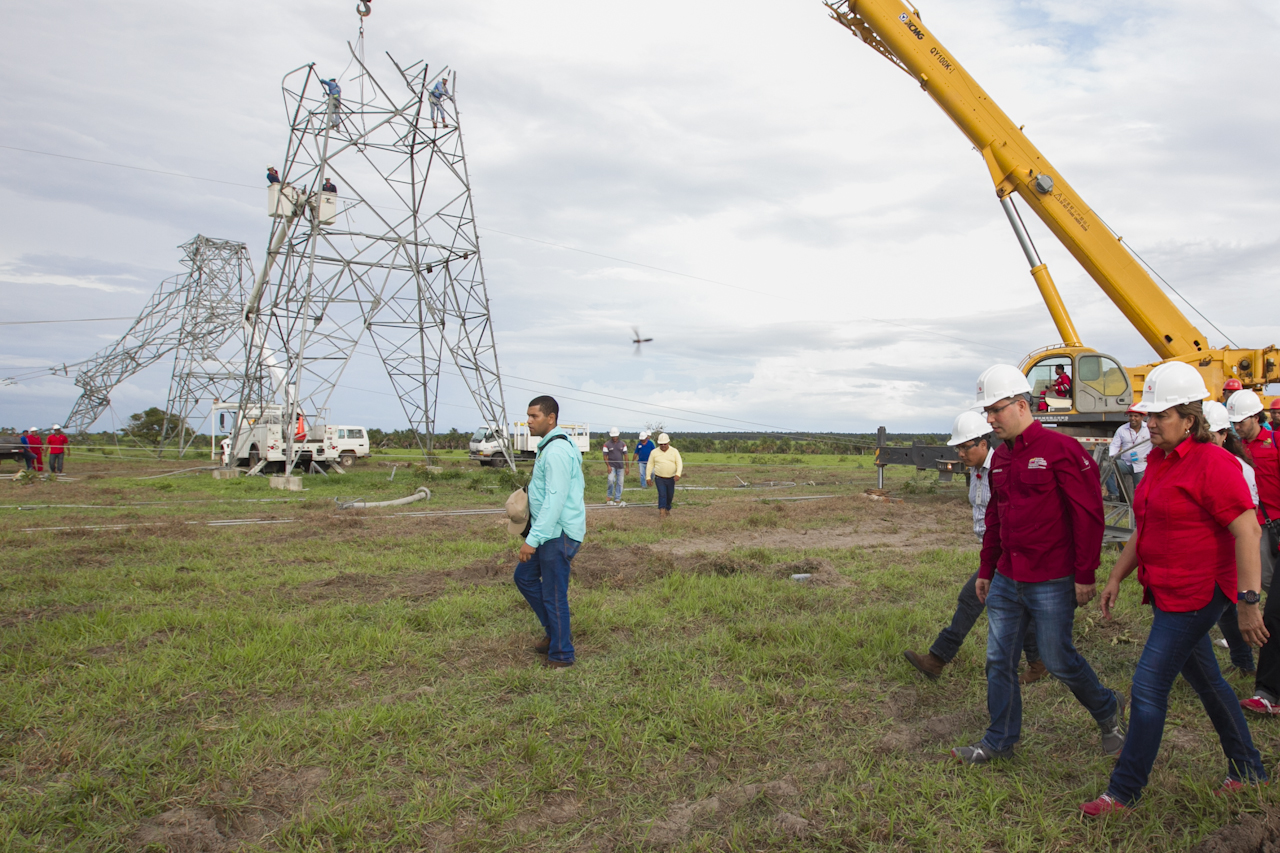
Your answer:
[0,144,262,191]
[0,316,134,326]
[0,141,1021,357]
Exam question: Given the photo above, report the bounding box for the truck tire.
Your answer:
[340,451,356,467]
[249,446,261,468]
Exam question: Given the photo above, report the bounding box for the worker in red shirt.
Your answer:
[951,364,1123,765]
[26,426,43,473]
[1225,390,1280,716]
[45,423,69,475]
[1080,362,1267,816]
[1268,398,1280,432]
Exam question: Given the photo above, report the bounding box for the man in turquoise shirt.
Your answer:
[515,395,586,667]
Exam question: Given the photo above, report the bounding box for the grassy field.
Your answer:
[0,453,1274,851]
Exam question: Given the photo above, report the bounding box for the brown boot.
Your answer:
[659,508,669,519]
[532,635,550,655]
[1019,660,1049,685]
[903,650,945,681]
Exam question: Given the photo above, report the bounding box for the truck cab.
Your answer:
[324,425,371,467]
[470,422,591,465]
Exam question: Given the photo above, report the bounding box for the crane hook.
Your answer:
[356,0,371,17]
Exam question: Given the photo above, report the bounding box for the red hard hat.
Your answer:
[1270,399,1280,410]
[1224,378,1243,391]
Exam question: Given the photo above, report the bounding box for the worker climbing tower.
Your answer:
[237,34,511,473]
[63,235,258,453]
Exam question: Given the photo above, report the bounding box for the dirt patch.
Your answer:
[134,807,228,852]
[658,499,974,556]
[0,603,101,630]
[1190,808,1280,853]
[641,777,802,848]
[133,766,329,851]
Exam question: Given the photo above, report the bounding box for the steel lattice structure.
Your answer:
[63,235,257,453]
[237,47,511,472]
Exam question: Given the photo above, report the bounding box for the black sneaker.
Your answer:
[951,743,1013,764]
[1100,691,1127,757]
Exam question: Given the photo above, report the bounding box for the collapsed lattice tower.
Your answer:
[64,235,256,453]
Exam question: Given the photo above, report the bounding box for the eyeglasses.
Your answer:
[955,440,979,453]
[984,398,1018,417]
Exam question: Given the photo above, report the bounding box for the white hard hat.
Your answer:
[608,427,619,437]
[639,430,650,438]
[1203,400,1230,433]
[51,424,61,430]
[947,410,991,446]
[1226,389,1264,423]
[657,433,670,444]
[29,426,39,432]
[1132,362,1209,413]
[975,364,1032,408]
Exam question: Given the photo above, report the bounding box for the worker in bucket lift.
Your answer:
[322,178,337,193]
[903,410,1045,685]
[266,166,281,185]
[429,78,452,128]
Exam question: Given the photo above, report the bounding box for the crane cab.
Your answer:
[1022,347,1134,437]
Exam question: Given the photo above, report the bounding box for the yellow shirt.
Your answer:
[647,446,683,479]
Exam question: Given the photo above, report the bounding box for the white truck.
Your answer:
[469,422,591,466]
[227,405,370,472]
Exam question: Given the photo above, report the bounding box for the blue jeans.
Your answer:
[606,467,624,501]
[1108,587,1266,805]
[637,460,649,486]
[1217,604,1256,672]
[654,476,675,510]
[513,533,581,663]
[930,570,1040,665]
[983,573,1117,753]
[1105,459,1142,498]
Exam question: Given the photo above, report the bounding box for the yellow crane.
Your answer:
[825,0,1277,435]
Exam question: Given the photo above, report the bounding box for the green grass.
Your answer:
[0,457,1272,851]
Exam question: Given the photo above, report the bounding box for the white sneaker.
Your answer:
[618,500,627,507]
[606,500,616,506]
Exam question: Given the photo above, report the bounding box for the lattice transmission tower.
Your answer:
[237,45,511,473]
[63,235,257,454]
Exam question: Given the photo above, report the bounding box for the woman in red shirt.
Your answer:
[1081,362,1268,816]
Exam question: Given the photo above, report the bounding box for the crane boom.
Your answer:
[825,0,1210,360]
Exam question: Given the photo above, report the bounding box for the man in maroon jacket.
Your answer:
[951,364,1125,764]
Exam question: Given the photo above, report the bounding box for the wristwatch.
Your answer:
[1238,590,1261,605]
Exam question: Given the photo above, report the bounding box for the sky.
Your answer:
[0,0,1277,437]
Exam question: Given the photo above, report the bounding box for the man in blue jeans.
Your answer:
[903,411,1044,685]
[953,364,1125,764]
[633,431,655,489]
[514,395,587,669]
